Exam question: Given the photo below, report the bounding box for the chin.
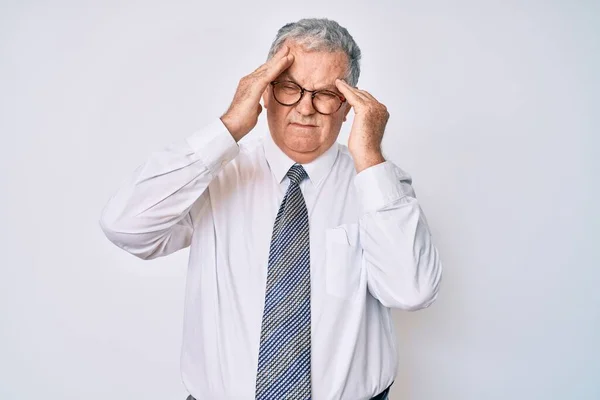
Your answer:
[284,135,322,153]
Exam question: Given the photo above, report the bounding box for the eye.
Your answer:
[314,91,338,100]
[281,82,300,91]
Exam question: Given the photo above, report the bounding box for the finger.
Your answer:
[335,79,363,106]
[255,45,290,74]
[273,44,290,59]
[357,89,377,102]
[274,44,290,59]
[361,90,379,103]
[354,89,372,102]
[247,52,293,101]
[263,52,294,82]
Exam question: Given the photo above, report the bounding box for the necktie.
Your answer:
[255,164,311,400]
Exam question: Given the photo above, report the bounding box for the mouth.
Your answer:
[290,122,318,128]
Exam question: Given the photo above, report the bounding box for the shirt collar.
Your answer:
[263,131,339,187]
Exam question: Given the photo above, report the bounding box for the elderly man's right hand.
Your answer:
[220,45,294,142]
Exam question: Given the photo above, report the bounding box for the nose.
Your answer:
[295,91,316,116]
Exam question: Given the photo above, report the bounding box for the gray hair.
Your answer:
[266,18,361,86]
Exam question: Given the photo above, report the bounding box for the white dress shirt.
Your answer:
[99,118,442,400]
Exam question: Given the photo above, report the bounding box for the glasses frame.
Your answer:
[270,80,346,115]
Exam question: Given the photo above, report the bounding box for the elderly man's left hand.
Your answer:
[335,79,388,173]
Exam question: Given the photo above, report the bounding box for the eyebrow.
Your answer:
[280,73,340,92]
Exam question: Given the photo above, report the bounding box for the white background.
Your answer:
[1,0,598,399]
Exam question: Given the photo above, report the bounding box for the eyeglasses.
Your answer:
[270,80,346,115]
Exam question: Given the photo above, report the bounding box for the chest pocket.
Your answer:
[324,223,363,300]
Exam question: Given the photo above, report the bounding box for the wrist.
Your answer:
[220,114,244,142]
[353,150,385,173]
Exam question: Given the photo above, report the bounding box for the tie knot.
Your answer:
[287,164,308,185]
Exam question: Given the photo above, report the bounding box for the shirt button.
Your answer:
[221,159,228,167]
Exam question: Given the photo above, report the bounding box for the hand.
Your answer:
[335,79,388,173]
[221,46,294,141]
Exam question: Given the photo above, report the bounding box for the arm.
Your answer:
[99,45,296,260]
[355,161,442,310]
[99,119,239,260]
[333,79,442,310]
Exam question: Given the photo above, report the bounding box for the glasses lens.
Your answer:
[313,91,342,115]
[272,82,343,115]
[273,82,302,105]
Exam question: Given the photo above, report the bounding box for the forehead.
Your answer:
[278,42,348,90]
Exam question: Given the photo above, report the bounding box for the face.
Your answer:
[262,41,352,164]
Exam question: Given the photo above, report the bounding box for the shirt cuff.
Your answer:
[354,161,411,214]
[185,118,240,176]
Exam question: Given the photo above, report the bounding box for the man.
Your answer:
[100,18,442,400]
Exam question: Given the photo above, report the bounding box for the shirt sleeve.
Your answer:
[99,118,239,260]
[353,161,443,310]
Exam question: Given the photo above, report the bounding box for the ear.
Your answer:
[342,103,351,122]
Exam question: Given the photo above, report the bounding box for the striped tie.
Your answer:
[255,163,311,400]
